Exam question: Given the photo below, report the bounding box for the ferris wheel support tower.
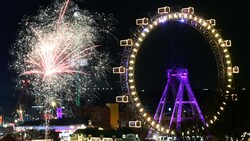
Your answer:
[147,68,207,138]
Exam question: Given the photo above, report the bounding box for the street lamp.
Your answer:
[51,101,56,119]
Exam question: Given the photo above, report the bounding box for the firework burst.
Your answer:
[10,0,116,108]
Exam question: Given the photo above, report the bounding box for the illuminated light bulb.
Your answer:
[154,21,157,25]
[129,60,134,64]
[198,18,203,23]
[134,97,138,101]
[139,108,143,112]
[168,14,173,19]
[144,28,149,33]
[220,106,224,110]
[136,103,140,107]
[151,121,155,126]
[141,33,146,37]
[202,21,207,26]
[133,48,138,52]
[184,14,187,18]
[206,123,209,127]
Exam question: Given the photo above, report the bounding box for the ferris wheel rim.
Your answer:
[119,7,234,135]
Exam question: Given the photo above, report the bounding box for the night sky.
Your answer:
[0,0,249,131]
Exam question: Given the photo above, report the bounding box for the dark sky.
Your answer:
[0,0,249,120]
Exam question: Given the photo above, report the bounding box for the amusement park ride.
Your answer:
[113,5,239,140]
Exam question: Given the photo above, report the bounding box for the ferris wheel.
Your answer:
[113,6,239,137]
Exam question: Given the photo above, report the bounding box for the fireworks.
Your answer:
[10,0,116,107]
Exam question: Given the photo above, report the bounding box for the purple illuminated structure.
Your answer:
[148,68,207,137]
[57,108,63,119]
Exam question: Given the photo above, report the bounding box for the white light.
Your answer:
[202,21,207,26]
[154,21,158,25]
[153,134,157,139]
[159,16,167,23]
[143,28,149,32]
[73,12,79,17]
[214,116,217,120]
[136,103,140,107]
[151,121,155,126]
[134,97,138,101]
[174,13,178,18]
[198,18,203,23]
[168,14,173,19]
[129,60,134,64]
[141,33,146,37]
